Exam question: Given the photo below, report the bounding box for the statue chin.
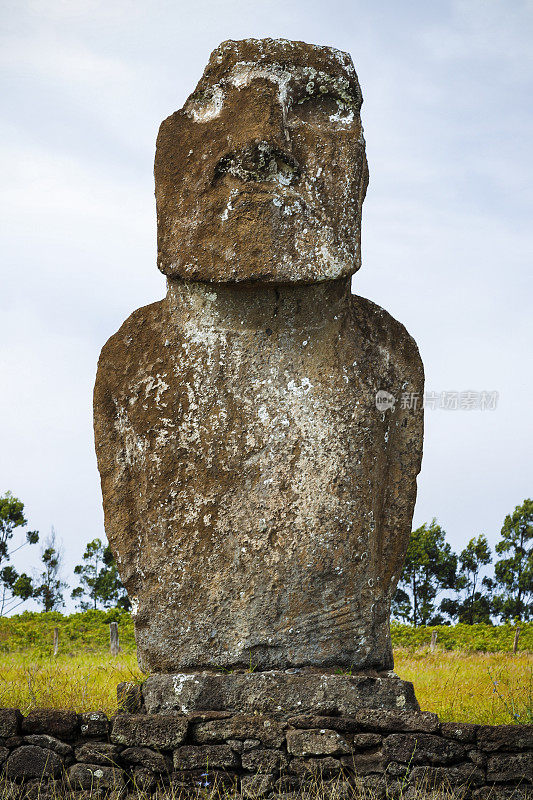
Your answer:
[159,214,360,284]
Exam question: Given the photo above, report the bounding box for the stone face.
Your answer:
[155,38,368,284]
[111,713,187,749]
[94,38,424,675]
[142,672,419,715]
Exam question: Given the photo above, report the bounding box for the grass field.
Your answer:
[0,612,531,725]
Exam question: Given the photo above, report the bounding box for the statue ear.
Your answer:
[360,153,369,206]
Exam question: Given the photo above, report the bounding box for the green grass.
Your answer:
[0,613,531,725]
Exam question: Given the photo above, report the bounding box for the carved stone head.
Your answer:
[155,38,369,283]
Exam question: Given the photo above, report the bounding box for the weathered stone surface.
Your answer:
[350,709,438,733]
[383,734,468,766]
[0,709,21,738]
[173,744,237,770]
[0,778,19,800]
[6,745,63,779]
[21,710,78,739]
[289,756,343,777]
[191,714,285,748]
[117,682,143,713]
[473,789,533,800]
[154,38,367,285]
[286,729,350,757]
[121,746,171,772]
[477,724,533,752]
[241,748,289,772]
[0,736,23,749]
[111,713,187,749]
[67,763,125,790]
[409,764,484,789]
[353,733,382,749]
[132,767,158,793]
[486,752,533,783]
[79,712,109,737]
[341,749,384,774]
[171,769,238,792]
[143,672,419,715]
[440,722,478,742]
[0,746,9,764]
[241,774,275,798]
[356,775,394,800]
[469,749,487,768]
[24,734,72,756]
[287,708,435,733]
[94,37,424,676]
[74,742,122,765]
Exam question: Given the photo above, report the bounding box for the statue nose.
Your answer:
[215,140,300,185]
[214,80,300,185]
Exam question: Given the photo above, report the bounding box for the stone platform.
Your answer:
[141,670,419,716]
[2,705,532,799]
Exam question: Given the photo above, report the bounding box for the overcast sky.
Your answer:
[1,0,532,612]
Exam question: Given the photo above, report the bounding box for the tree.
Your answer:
[33,528,67,612]
[71,538,130,611]
[0,491,39,615]
[440,535,494,624]
[493,499,533,622]
[392,519,458,626]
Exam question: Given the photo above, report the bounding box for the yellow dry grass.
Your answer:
[0,648,531,725]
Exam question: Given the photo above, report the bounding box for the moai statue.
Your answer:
[94,39,424,688]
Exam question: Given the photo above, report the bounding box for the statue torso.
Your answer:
[94,281,423,672]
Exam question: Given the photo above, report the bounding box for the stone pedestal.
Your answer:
[141,671,419,717]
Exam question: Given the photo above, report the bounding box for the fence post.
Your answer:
[110,621,121,657]
[53,627,59,657]
[513,627,521,654]
[430,630,438,653]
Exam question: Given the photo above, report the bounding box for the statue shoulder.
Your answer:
[350,293,424,387]
[94,300,165,396]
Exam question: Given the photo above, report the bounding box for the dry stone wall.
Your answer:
[1,705,531,799]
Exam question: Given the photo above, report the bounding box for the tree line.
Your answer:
[393,499,532,624]
[1,491,531,623]
[0,492,129,614]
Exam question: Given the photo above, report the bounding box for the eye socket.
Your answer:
[289,91,357,127]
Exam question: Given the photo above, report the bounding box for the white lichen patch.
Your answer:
[186,84,225,122]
